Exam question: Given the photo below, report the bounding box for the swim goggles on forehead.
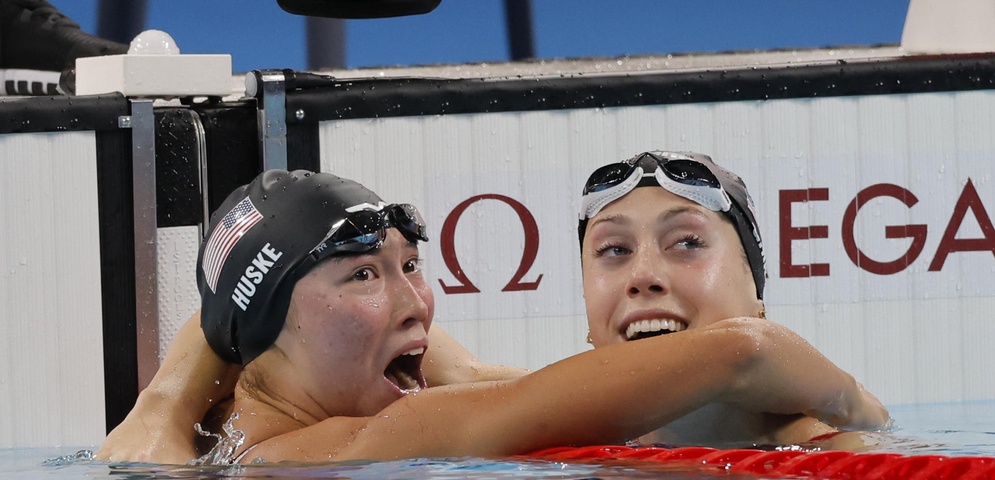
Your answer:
[579,152,733,221]
[304,203,428,265]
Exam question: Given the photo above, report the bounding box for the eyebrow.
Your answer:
[328,253,367,264]
[659,206,709,223]
[589,205,708,230]
[327,241,419,263]
[588,212,630,230]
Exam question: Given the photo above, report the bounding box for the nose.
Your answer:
[624,248,669,298]
[392,274,432,330]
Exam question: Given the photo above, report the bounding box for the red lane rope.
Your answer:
[526,445,995,479]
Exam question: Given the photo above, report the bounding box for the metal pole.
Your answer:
[124,99,160,391]
[307,17,347,70]
[97,0,148,44]
[504,0,535,61]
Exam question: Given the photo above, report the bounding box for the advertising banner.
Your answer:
[319,90,995,404]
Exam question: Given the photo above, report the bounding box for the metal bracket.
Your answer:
[248,70,288,171]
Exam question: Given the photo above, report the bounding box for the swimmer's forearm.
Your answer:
[338,323,750,459]
[97,310,240,463]
[97,386,200,463]
[146,309,240,418]
[714,318,888,431]
[360,319,885,459]
[424,325,528,386]
[507,319,885,449]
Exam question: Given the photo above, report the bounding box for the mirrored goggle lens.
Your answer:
[328,230,386,252]
[582,163,636,195]
[659,159,722,188]
[326,210,387,252]
[390,203,429,243]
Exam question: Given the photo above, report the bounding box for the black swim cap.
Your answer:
[578,151,767,299]
[197,169,386,365]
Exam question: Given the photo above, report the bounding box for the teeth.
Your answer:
[625,319,687,340]
[402,347,425,356]
[400,386,422,395]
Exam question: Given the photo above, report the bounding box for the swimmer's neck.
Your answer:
[229,376,320,456]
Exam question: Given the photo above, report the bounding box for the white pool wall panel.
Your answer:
[0,132,106,448]
[317,89,995,406]
[156,226,201,360]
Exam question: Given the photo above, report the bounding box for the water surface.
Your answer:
[4,400,994,479]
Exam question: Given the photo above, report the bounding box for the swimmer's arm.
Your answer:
[423,325,529,386]
[765,414,881,452]
[96,310,240,464]
[715,319,887,431]
[251,318,887,462]
[769,414,838,445]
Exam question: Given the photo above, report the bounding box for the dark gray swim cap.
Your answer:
[577,151,767,299]
[197,169,386,365]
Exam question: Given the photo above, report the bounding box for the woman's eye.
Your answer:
[351,267,374,281]
[595,244,630,257]
[403,258,424,273]
[673,234,704,250]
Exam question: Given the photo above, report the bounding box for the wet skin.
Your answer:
[236,229,434,433]
[581,187,763,345]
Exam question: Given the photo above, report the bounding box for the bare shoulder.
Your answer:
[237,415,372,464]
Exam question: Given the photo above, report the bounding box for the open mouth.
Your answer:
[385,347,427,394]
[624,319,687,341]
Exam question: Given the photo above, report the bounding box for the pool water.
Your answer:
[876,401,995,456]
[2,450,760,479]
[3,401,994,479]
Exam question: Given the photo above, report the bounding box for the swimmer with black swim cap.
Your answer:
[198,169,428,366]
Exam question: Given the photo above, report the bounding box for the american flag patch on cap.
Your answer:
[202,197,263,293]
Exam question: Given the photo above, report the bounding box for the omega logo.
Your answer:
[781,179,995,276]
[438,194,544,294]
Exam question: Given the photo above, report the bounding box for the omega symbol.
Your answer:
[438,194,544,294]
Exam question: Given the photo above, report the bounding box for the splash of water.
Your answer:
[189,412,245,466]
[42,449,95,466]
